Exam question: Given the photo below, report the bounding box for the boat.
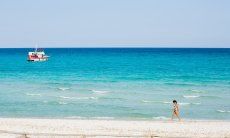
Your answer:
[27,47,49,62]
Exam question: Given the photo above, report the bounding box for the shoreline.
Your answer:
[1,116,230,122]
[0,118,229,137]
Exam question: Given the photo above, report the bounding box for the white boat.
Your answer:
[27,47,49,62]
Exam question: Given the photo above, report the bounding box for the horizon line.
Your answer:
[0,47,230,49]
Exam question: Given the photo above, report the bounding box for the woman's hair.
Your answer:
[173,100,177,103]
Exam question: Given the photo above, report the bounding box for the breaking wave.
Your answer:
[200,95,221,99]
[58,87,70,91]
[180,102,201,106]
[217,110,230,113]
[189,89,206,93]
[152,116,170,120]
[183,95,200,98]
[92,117,115,120]
[183,94,220,99]
[141,100,200,106]
[178,102,190,106]
[59,96,73,99]
[65,116,86,119]
[59,96,98,100]
[91,90,109,94]
[141,100,171,104]
[26,93,41,96]
[163,101,171,104]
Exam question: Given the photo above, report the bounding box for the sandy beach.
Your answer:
[0,118,229,138]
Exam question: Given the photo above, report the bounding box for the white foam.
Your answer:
[92,117,115,120]
[74,96,98,100]
[89,97,98,100]
[183,95,200,98]
[141,100,171,104]
[200,95,220,99]
[91,90,109,94]
[73,97,98,100]
[59,96,73,99]
[142,100,200,106]
[163,101,171,104]
[26,93,41,96]
[58,87,70,91]
[141,100,153,103]
[65,116,86,119]
[217,110,230,113]
[59,96,98,100]
[190,89,205,93]
[179,102,191,106]
[152,116,170,120]
[192,103,201,105]
[141,100,172,104]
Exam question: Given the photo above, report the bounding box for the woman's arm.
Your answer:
[177,105,179,112]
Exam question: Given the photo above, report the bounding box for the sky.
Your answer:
[0,0,229,48]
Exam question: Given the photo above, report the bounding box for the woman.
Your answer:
[171,100,181,121]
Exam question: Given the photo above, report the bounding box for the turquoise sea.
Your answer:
[0,48,230,120]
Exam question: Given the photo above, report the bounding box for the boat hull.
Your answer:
[27,58,48,62]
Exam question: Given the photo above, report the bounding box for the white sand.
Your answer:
[0,118,229,138]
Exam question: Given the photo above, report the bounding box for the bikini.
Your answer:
[173,105,178,113]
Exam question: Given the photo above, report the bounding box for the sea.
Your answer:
[0,48,230,120]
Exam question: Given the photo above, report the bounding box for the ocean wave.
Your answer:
[65,116,86,119]
[59,96,73,99]
[26,93,41,96]
[191,102,201,105]
[99,97,125,101]
[179,102,190,106]
[92,117,115,120]
[152,116,170,120]
[183,95,200,98]
[183,94,220,99]
[58,101,68,105]
[189,89,206,93]
[91,90,109,94]
[141,100,170,104]
[217,110,230,113]
[141,100,200,106]
[58,87,70,91]
[163,101,171,104]
[200,95,221,99]
[59,96,98,100]
[164,82,201,86]
[141,100,155,103]
[179,102,201,106]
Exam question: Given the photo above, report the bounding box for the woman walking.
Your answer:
[171,100,181,121]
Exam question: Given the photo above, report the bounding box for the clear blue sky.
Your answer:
[0,0,229,48]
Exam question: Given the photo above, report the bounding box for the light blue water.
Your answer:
[0,48,230,120]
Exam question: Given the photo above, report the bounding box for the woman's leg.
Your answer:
[171,111,176,120]
[175,112,181,121]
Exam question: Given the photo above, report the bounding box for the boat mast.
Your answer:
[35,43,38,52]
